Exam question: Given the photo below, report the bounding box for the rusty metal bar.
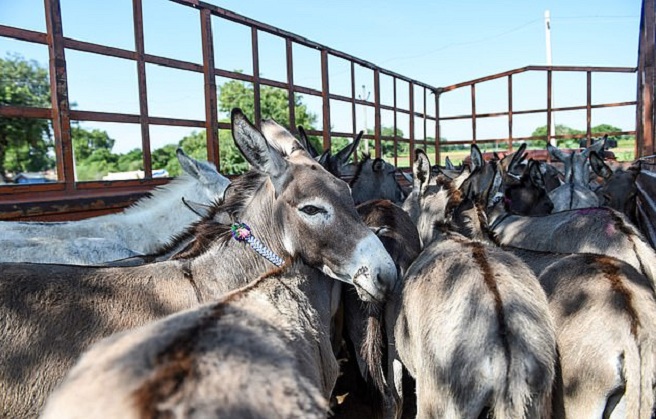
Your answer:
[285,38,296,132]
[638,0,655,157]
[439,101,637,121]
[133,0,151,178]
[45,0,74,187]
[251,27,261,128]
[394,77,398,167]
[320,49,331,151]
[547,69,553,147]
[0,25,47,44]
[586,71,592,147]
[169,0,437,91]
[508,74,513,151]
[471,84,477,144]
[440,65,637,92]
[200,8,220,166]
[409,81,415,166]
[0,106,52,119]
[374,68,382,158]
[423,87,427,152]
[441,131,636,147]
[435,90,440,165]
[350,61,357,161]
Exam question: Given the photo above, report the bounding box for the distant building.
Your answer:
[101,169,169,181]
[14,172,56,184]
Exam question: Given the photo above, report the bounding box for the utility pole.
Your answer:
[358,85,371,154]
[545,10,557,146]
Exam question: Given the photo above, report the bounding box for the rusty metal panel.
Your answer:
[200,8,220,166]
[636,166,656,248]
[133,0,152,178]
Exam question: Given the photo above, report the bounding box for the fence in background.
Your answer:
[0,0,654,221]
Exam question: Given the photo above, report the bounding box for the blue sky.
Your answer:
[0,0,642,154]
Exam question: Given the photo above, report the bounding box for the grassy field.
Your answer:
[385,138,637,169]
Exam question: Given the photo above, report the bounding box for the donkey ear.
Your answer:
[546,143,568,162]
[413,149,432,194]
[445,156,455,171]
[583,138,605,158]
[176,148,231,199]
[231,108,288,180]
[470,144,484,171]
[589,151,613,179]
[297,125,319,158]
[318,149,332,169]
[527,160,546,189]
[509,143,527,170]
[334,131,363,165]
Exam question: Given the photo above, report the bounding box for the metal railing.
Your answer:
[0,0,439,219]
[435,65,637,163]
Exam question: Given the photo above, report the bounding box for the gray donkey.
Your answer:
[391,149,556,419]
[546,141,604,212]
[0,109,397,418]
[0,148,231,264]
[542,253,656,418]
[42,261,347,418]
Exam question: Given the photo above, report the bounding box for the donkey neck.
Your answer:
[87,175,205,254]
[189,179,291,300]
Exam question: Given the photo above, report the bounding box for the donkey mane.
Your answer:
[157,171,269,260]
[429,174,464,233]
[132,259,294,416]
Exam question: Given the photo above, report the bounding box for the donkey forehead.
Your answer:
[285,161,354,203]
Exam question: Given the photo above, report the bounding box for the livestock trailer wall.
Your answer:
[0,0,655,224]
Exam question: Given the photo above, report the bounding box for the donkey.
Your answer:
[0,109,397,418]
[541,253,656,418]
[298,126,407,204]
[334,199,422,418]
[0,148,231,264]
[546,142,604,212]
[590,150,641,226]
[390,149,556,419]
[487,202,656,294]
[42,261,349,418]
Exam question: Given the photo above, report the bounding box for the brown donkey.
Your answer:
[0,109,397,418]
[541,253,656,418]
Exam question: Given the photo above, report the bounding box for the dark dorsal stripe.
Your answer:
[132,260,292,417]
[453,237,512,381]
[595,255,641,338]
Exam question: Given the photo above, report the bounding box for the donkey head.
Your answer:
[547,141,603,186]
[233,110,397,302]
[590,151,640,221]
[317,131,364,177]
[350,155,407,205]
[502,159,554,215]
[460,144,500,207]
[403,148,462,246]
[176,147,232,204]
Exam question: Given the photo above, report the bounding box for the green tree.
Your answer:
[0,54,54,181]
[71,125,115,162]
[215,80,319,174]
[218,80,317,129]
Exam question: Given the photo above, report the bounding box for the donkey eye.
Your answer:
[299,205,325,215]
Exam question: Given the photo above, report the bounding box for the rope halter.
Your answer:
[230,222,285,267]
